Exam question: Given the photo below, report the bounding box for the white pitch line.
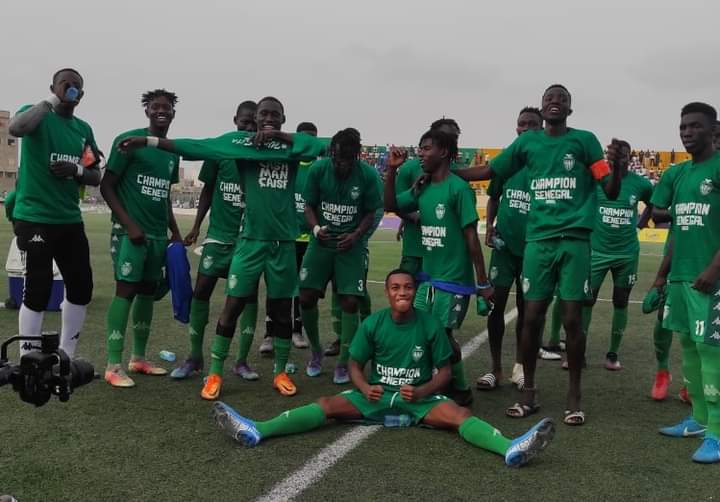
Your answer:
[365,279,643,304]
[255,310,518,502]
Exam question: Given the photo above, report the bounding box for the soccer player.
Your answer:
[117,97,326,399]
[476,107,541,392]
[101,89,182,387]
[384,128,494,406]
[652,102,720,463]
[455,85,621,424]
[170,101,258,380]
[8,68,101,357]
[581,140,653,370]
[258,121,319,356]
[211,269,555,468]
[299,128,383,383]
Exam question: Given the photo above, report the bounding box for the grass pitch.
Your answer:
[0,214,710,501]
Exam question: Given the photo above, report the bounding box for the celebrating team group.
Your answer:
[8,67,720,466]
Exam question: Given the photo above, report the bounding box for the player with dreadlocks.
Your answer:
[101,89,182,387]
[299,128,383,383]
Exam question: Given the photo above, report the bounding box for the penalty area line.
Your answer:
[255,309,518,502]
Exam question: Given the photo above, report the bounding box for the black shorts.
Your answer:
[14,220,93,310]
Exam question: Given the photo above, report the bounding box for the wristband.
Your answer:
[75,164,84,177]
[45,95,61,108]
[313,225,321,238]
[476,282,492,291]
[146,136,160,148]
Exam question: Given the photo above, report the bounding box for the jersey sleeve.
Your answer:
[489,136,525,180]
[198,160,219,185]
[172,131,324,162]
[171,155,180,185]
[456,180,479,228]
[650,164,679,209]
[395,160,415,194]
[428,315,453,369]
[584,132,611,183]
[640,177,654,203]
[349,316,375,366]
[362,166,383,213]
[302,160,322,207]
[105,134,133,176]
[486,176,504,199]
[396,188,419,213]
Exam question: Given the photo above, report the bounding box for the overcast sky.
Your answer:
[4,0,719,156]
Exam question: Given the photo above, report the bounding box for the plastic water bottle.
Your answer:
[384,414,412,428]
[159,350,176,362]
[64,87,80,102]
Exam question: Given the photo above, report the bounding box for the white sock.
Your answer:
[19,304,44,355]
[60,300,87,358]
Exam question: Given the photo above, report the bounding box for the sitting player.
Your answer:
[212,269,555,468]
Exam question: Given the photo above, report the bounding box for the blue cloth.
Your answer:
[166,241,193,323]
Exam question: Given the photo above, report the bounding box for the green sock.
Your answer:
[209,335,232,376]
[653,319,672,371]
[188,299,210,360]
[106,296,132,364]
[131,294,154,358]
[451,361,470,391]
[273,337,291,375]
[359,293,372,322]
[331,293,341,340]
[458,416,512,456]
[301,305,322,353]
[339,311,359,365]
[608,307,628,354]
[237,302,259,363]
[549,299,562,346]
[679,331,707,426]
[698,343,720,436]
[255,403,326,439]
[581,306,593,338]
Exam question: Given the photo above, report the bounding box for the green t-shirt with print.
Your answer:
[199,159,244,244]
[487,168,530,257]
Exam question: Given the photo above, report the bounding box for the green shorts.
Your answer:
[340,388,450,425]
[227,239,297,299]
[414,284,469,330]
[199,242,235,278]
[590,251,639,291]
[522,238,591,301]
[112,234,167,283]
[299,241,367,297]
[664,282,720,345]
[489,247,523,289]
[399,255,423,276]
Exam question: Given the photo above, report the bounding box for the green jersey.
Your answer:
[106,128,180,239]
[651,153,720,282]
[397,172,477,286]
[303,158,383,247]
[349,308,453,392]
[199,159,244,244]
[4,191,16,222]
[487,168,530,257]
[395,159,462,258]
[295,160,314,239]
[361,169,385,249]
[490,128,607,242]
[591,171,653,256]
[13,105,99,224]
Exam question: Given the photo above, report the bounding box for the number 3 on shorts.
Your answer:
[358,280,364,292]
[696,320,705,336]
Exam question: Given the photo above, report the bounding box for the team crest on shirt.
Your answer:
[299,267,308,281]
[628,194,637,206]
[121,262,132,277]
[522,277,530,294]
[228,274,238,290]
[203,255,214,270]
[490,266,498,281]
[435,203,446,220]
[700,178,714,196]
[563,153,575,172]
[350,186,361,200]
[168,159,175,176]
[412,345,424,362]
